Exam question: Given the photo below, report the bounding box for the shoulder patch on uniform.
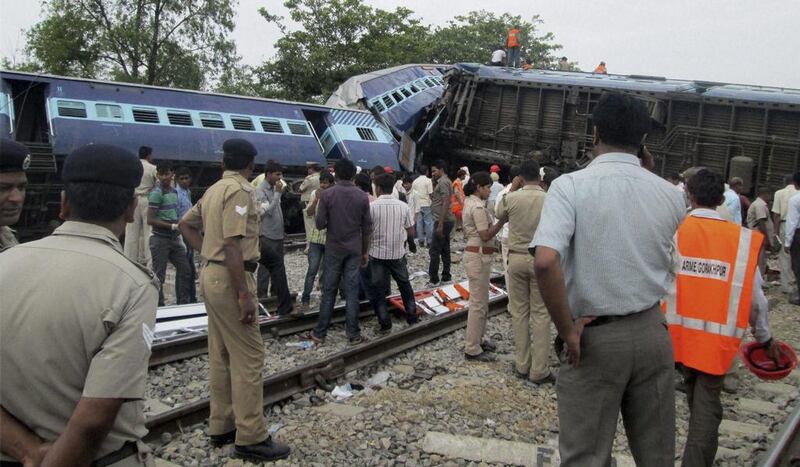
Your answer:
[235,205,248,216]
[142,323,154,350]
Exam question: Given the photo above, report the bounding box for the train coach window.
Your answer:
[356,127,378,141]
[371,99,386,113]
[95,103,122,119]
[423,78,436,87]
[132,107,160,124]
[409,84,420,93]
[391,91,405,103]
[231,116,255,131]
[400,88,412,98]
[260,118,284,133]
[287,121,311,136]
[167,111,193,126]
[199,112,225,129]
[382,95,395,109]
[57,100,87,118]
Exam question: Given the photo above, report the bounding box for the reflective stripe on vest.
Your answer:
[663,215,763,375]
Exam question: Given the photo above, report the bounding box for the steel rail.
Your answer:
[144,296,508,440]
[759,403,800,467]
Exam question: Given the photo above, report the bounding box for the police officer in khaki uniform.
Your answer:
[124,146,158,267]
[462,171,506,362]
[495,160,554,384]
[179,139,290,462]
[0,139,30,252]
[299,161,321,252]
[0,144,158,466]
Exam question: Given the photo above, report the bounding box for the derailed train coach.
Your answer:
[430,63,800,193]
[0,70,400,238]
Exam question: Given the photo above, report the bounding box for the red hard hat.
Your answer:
[384,166,394,174]
[739,340,797,380]
[490,164,501,173]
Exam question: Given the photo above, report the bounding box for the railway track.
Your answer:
[144,296,509,441]
[760,403,800,466]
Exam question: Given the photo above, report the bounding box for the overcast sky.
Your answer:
[2,0,798,88]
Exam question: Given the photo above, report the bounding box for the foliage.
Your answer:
[18,0,237,89]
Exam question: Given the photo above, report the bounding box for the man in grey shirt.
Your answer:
[256,160,293,315]
[532,93,685,467]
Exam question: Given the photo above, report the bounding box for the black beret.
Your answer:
[223,138,257,158]
[0,139,31,173]
[62,144,142,189]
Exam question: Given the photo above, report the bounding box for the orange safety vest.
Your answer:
[594,64,607,74]
[662,215,763,375]
[507,28,520,48]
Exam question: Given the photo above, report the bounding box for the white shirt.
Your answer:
[772,184,798,221]
[411,175,433,207]
[723,187,742,225]
[491,49,506,63]
[368,195,414,260]
[784,192,800,248]
[488,181,504,207]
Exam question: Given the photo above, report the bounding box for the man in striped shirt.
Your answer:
[369,173,418,333]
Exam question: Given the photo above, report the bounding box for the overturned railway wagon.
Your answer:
[433,64,800,193]
[0,70,401,239]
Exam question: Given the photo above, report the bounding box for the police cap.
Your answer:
[0,139,31,173]
[62,144,142,188]
[223,138,257,158]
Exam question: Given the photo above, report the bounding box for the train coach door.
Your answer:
[6,79,50,143]
[302,109,340,159]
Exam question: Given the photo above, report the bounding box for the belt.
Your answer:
[465,246,497,254]
[584,303,659,328]
[0,442,138,467]
[207,260,258,273]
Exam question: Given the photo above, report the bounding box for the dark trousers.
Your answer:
[174,242,197,302]
[150,233,192,306]
[258,236,292,315]
[557,306,675,467]
[301,242,325,304]
[313,250,361,339]
[370,256,417,327]
[680,366,724,467]
[359,259,384,316]
[790,229,800,298]
[428,220,453,282]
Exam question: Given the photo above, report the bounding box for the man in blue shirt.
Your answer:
[175,166,197,302]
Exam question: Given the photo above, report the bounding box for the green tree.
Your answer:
[19,0,237,89]
[259,0,435,102]
[429,11,561,68]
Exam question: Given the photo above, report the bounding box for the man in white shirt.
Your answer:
[773,174,798,295]
[783,173,800,304]
[411,166,434,247]
[722,184,742,225]
[490,46,506,66]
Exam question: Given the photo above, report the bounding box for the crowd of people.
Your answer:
[0,91,795,466]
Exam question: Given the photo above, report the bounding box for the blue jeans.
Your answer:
[508,47,521,67]
[370,256,418,327]
[313,250,361,339]
[416,206,433,246]
[301,242,325,303]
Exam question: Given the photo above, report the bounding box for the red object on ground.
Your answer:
[739,340,797,380]
[388,290,433,314]
[490,164,501,173]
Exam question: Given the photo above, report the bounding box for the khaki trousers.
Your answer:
[464,251,492,356]
[779,222,795,294]
[124,195,152,268]
[507,253,551,380]
[201,263,268,445]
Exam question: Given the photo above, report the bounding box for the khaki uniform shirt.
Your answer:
[299,172,320,202]
[135,159,158,197]
[0,225,18,253]
[495,184,546,253]
[462,194,496,249]
[772,184,798,221]
[747,197,771,230]
[0,221,158,460]
[181,170,260,263]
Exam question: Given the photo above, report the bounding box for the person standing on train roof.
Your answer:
[0,143,159,466]
[0,139,29,253]
[593,61,607,74]
[179,139,291,462]
[147,161,192,306]
[506,25,522,68]
[299,161,322,253]
[428,159,455,286]
[256,160,295,316]
[124,145,157,268]
[462,171,506,362]
[531,92,685,466]
[174,166,197,302]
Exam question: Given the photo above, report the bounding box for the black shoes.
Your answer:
[441,275,452,283]
[209,429,236,447]
[349,335,368,345]
[464,352,495,362]
[480,340,497,352]
[235,436,290,462]
[376,326,392,336]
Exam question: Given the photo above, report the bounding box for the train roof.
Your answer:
[0,69,376,115]
[453,63,800,106]
[325,64,448,108]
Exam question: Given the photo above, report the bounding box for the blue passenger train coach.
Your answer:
[0,70,400,238]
